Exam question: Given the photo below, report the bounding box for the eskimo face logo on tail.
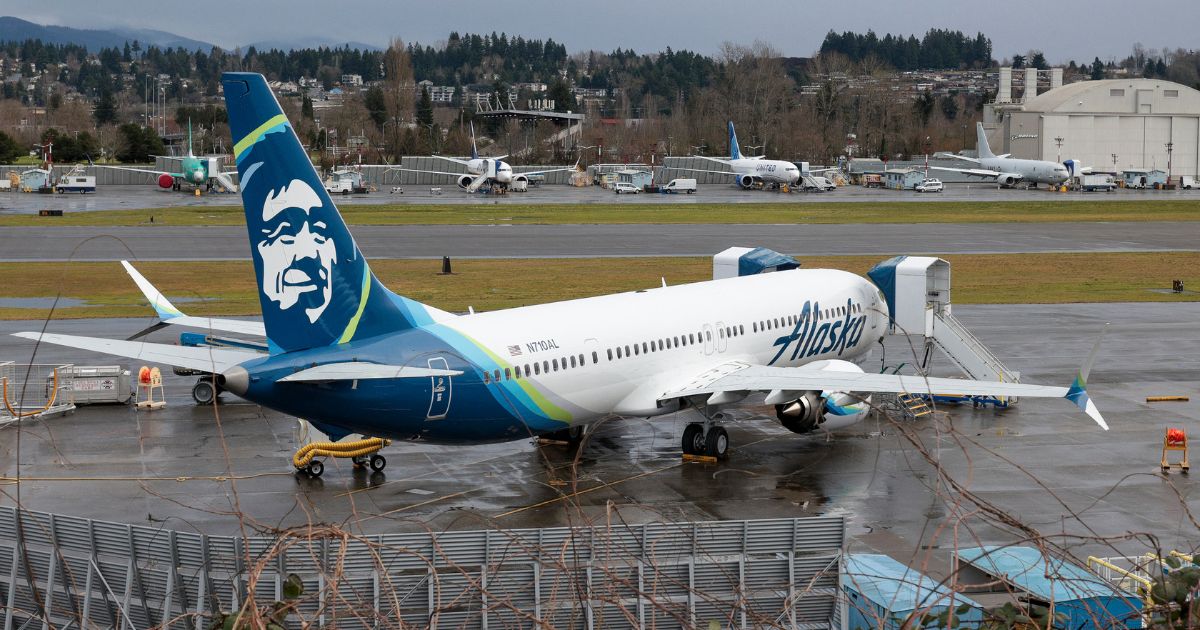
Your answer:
[256,178,337,323]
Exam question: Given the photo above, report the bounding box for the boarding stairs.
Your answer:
[896,392,934,419]
[212,171,238,193]
[929,310,1020,386]
[870,256,1021,408]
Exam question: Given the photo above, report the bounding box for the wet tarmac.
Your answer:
[2,302,1198,558]
[1,182,1195,215]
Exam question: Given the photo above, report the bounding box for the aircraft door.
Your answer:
[715,320,728,353]
[426,357,452,420]
[702,324,715,355]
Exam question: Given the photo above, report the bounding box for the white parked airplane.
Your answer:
[682,122,804,189]
[14,73,1108,470]
[389,123,576,192]
[933,122,1069,188]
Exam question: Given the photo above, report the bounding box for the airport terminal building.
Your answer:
[987,77,1200,178]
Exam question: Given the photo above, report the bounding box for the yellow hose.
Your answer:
[292,437,390,468]
[2,369,59,418]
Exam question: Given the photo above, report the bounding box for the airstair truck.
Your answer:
[868,256,1021,405]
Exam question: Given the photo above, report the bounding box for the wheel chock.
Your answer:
[682,453,718,464]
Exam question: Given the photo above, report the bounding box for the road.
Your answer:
[0,221,1195,261]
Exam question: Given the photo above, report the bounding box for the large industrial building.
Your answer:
[985,69,1200,178]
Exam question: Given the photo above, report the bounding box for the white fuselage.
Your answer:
[466,157,514,183]
[979,156,1070,185]
[729,158,801,185]
[444,268,887,424]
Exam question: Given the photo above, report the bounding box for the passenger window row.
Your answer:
[483,351,602,385]
[484,302,865,383]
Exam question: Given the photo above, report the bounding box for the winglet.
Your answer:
[121,261,185,321]
[1064,324,1110,430]
[470,122,479,160]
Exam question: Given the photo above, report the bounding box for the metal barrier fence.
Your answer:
[0,506,844,629]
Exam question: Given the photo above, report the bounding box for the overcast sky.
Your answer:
[8,0,1198,64]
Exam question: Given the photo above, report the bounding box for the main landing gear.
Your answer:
[681,412,730,460]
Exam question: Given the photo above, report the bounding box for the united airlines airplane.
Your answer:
[16,73,1107,468]
[683,122,803,189]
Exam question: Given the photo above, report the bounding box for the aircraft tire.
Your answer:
[705,426,729,460]
[192,379,216,405]
[682,423,705,455]
[369,454,387,472]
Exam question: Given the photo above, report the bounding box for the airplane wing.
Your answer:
[279,362,462,382]
[516,160,580,177]
[12,332,257,374]
[930,166,1021,182]
[658,360,1107,430]
[935,153,981,164]
[387,166,469,179]
[665,167,738,177]
[430,155,473,167]
[94,165,177,177]
[121,261,266,338]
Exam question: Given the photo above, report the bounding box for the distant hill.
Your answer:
[0,16,214,51]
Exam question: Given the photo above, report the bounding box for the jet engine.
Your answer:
[997,174,1021,187]
[157,173,175,189]
[457,174,477,189]
[738,174,757,189]
[772,360,871,433]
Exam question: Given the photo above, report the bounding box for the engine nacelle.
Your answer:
[738,174,757,189]
[157,173,175,189]
[457,174,476,189]
[998,174,1021,187]
[773,360,871,433]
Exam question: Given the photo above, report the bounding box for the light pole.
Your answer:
[1111,153,1118,171]
[1166,141,1174,185]
[745,143,765,155]
[1054,136,1064,163]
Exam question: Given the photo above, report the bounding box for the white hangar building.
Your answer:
[986,72,1200,178]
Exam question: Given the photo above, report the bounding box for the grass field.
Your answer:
[0,252,1196,320]
[2,199,1200,227]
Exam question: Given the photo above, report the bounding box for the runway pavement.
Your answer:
[1,220,1197,261]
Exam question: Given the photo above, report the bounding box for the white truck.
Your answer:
[1182,176,1197,190]
[662,178,697,194]
[1075,173,1117,192]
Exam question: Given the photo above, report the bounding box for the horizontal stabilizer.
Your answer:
[121,261,266,337]
[13,332,257,374]
[278,362,463,382]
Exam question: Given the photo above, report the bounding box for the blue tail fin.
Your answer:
[728,121,742,160]
[223,72,418,353]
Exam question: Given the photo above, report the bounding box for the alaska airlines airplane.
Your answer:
[683,122,802,189]
[390,123,575,192]
[15,73,1107,467]
[933,122,1070,188]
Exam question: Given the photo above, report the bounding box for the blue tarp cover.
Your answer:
[737,247,799,277]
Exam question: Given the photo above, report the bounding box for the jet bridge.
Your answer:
[868,256,1020,390]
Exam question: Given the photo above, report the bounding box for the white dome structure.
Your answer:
[988,78,1200,178]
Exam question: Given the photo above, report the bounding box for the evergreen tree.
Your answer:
[1012,54,1026,69]
[116,124,163,162]
[93,89,117,125]
[0,130,22,162]
[548,79,575,113]
[301,95,314,119]
[1029,52,1047,70]
[364,86,387,127]
[1090,57,1106,80]
[416,87,433,126]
